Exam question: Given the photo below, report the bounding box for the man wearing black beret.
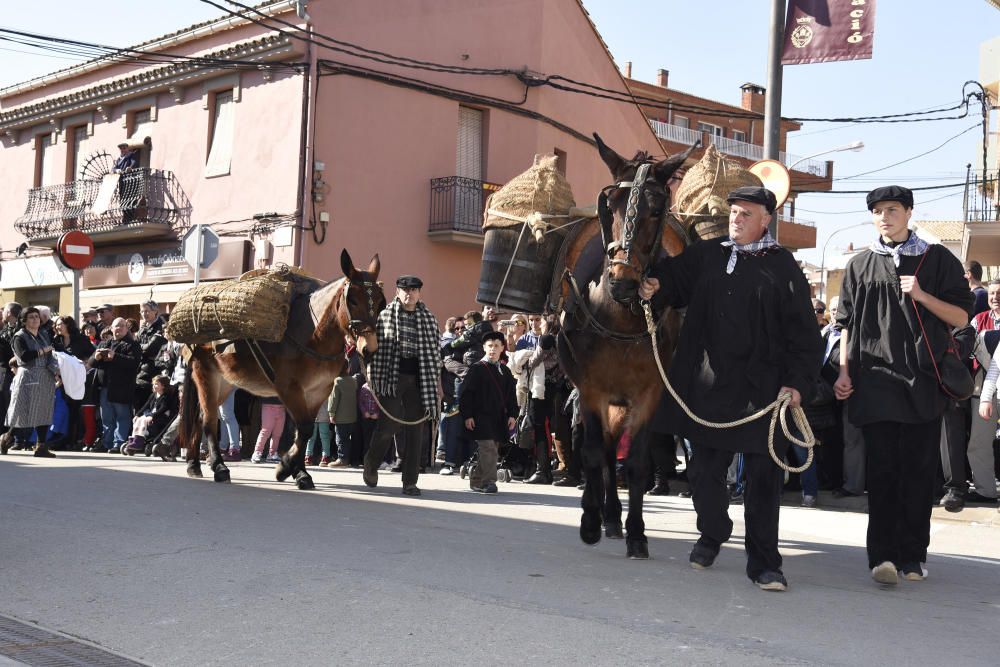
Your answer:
[639,186,822,592]
[834,185,973,586]
[363,274,441,496]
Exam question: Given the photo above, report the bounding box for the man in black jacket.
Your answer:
[134,300,167,412]
[89,317,141,453]
[641,186,822,592]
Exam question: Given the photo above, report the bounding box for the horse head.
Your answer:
[338,249,386,365]
[594,133,694,305]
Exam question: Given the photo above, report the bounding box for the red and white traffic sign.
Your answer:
[56,231,95,270]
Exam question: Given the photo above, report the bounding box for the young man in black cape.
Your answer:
[834,185,973,586]
[640,186,822,592]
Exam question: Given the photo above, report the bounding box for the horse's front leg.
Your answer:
[276,419,315,490]
[204,417,229,483]
[624,426,651,558]
[579,409,606,545]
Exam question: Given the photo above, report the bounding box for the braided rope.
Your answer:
[641,301,815,473]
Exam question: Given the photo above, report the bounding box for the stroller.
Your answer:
[459,435,531,483]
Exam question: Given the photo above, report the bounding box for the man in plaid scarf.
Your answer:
[363,275,442,496]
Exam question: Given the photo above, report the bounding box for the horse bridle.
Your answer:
[342,276,381,338]
[598,162,667,280]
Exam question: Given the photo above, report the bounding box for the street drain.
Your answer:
[0,614,148,666]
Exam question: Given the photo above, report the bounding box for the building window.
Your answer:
[455,106,484,228]
[205,89,235,177]
[34,132,54,187]
[697,122,724,138]
[732,130,746,143]
[674,115,690,129]
[127,108,153,141]
[68,125,88,181]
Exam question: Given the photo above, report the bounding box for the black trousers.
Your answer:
[862,418,941,569]
[939,399,970,491]
[688,444,784,580]
[364,372,427,487]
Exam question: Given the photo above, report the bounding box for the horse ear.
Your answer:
[594,132,625,178]
[340,249,355,278]
[367,254,380,277]
[653,140,700,185]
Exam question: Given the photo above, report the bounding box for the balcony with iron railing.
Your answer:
[14,169,192,247]
[649,120,829,178]
[428,176,503,245]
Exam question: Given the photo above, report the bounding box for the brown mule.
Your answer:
[179,249,386,489]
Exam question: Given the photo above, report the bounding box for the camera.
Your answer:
[498,319,516,327]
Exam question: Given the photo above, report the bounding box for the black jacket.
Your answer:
[89,336,141,404]
[138,390,178,438]
[459,360,517,442]
[135,316,167,388]
[54,331,95,362]
[649,237,823,453]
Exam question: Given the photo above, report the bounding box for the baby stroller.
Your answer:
[459,424,534,483]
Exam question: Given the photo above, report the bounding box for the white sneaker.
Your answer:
[439,465,454,476]
[899,563,928,581]
[872,561,899,585]
[251,451,264,464]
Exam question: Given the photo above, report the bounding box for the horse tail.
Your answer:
[179,355,201,453]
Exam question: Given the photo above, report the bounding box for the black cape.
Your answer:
[649,237,822,453]
[458,360,517,442]
[835,244,973,426]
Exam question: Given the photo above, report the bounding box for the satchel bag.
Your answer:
[516,405,535,450]
[910,252,974,401]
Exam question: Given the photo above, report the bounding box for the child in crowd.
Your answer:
[328,373,358,467]
[251,395,285,464]
[126,375,177,455]
[304,398,331,467]
[459,331,517,494]
[357,379,382,468]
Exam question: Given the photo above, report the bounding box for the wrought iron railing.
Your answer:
[14,169,192,240]
[429,176,501,234]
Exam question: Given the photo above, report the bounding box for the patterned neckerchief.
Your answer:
[720,231,779,274]
[869,230,928,267]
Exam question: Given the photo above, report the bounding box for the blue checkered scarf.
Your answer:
[720,231,779,274]
[869,231,928,267]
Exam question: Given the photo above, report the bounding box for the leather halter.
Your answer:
[342,276,381,338]
[597,162,675,279]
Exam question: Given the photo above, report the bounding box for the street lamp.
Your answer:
[819,221,869,301]
[788,140,865,172]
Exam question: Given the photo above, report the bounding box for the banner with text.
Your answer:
[781,0,876,65]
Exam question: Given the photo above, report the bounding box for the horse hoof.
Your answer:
[187,466,203,478]
[214,468,231,483]
[605,522,624,540]
[580,512,602,545]
[294,471,315,490]
[626,538,650,560]
[275,462,292,482]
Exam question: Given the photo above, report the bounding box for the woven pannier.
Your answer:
[476,154,576,313]
[674,144,763,241]
[165,270,294,344]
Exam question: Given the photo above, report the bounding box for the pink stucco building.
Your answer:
[0,0,670,321]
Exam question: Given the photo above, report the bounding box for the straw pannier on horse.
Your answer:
[476,154,578,314]
[673,144,763,241]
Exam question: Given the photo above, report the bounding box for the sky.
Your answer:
[0,0,997,266]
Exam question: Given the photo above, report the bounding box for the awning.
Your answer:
[78,281,214,308]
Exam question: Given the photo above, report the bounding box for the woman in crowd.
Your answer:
[1,307,59,457]
[504,314,528,351]
[53,315,95,450]
[82,322,98,345]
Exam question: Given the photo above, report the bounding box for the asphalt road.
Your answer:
[1,452,998,666]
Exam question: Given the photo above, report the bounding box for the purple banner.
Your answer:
[782,0,877,65]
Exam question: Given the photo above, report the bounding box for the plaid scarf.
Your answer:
[720,231,779,274]
[369,298,441,418]
[869,231,928,267]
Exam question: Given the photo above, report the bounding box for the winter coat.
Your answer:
[328,375,358,424]
[88,335,141,405]
[7,329,58,428]
[459,360,518,441]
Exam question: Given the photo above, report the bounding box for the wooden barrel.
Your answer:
[477,226,565,313]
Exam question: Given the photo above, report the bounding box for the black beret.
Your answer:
[727,186,777,214]
[866,185,913,211]
[395,275,423,289]
[481,330,505,344]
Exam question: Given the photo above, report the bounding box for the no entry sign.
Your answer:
[56,231,95,270]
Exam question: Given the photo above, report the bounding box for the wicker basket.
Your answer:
[482,154,576,231]
[166,270,295,344]
[674,145,762,240]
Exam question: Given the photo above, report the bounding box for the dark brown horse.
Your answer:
[557,134,691,559]
[177,249,386,489]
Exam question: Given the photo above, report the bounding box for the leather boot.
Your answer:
[0,431,12,455]
[525,443,552,484]
[33,444,57,458]
[553,438,568,473]
[647,469,670,495]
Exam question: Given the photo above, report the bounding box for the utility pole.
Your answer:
[764,0,787,239]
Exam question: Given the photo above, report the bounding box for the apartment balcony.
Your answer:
[14,169,192,247]
[427,176,503,246]
[649,120,831,179]
[776,215,816,251]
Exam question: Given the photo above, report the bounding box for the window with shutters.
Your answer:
[697,121,723,139]
[34,133,54,187]
[205,90,235,177]
[673,115,690,129]
[68,125,88,181]
[455,106,484,228]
